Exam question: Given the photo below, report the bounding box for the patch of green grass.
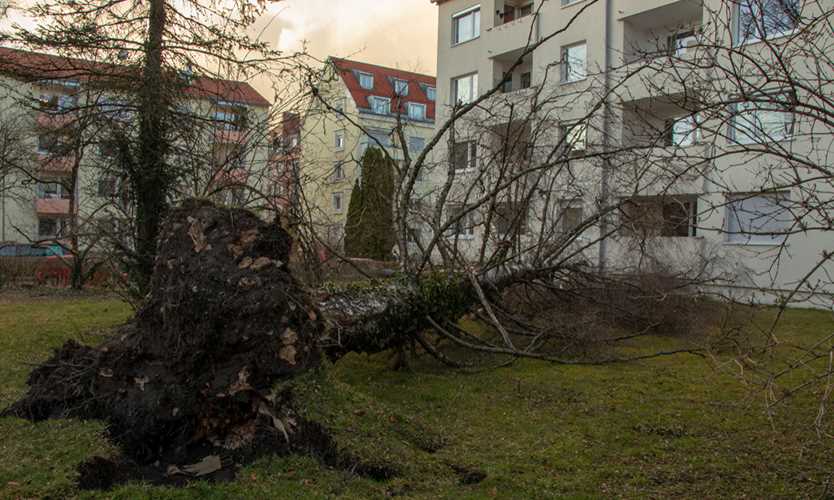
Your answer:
[0,293,832,498]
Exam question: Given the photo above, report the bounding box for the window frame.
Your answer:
[734,0,800,46]
[426,86,437,101]
[453,140,478,173]
[560,122,588,155]
[452,5,481,46]
[452,73,479,105]
[729,94,795,145]
[393,78,409,96]
[335,129,345,150]
[447,203,476,238]
[331,161,346,182]
[407,102,427,121]
[724,192,792,245]
[370,96,391,115]
[357,71,374,90]
[332,191,344,213]
[561,41,588,84]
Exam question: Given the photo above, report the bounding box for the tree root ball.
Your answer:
[3,200,332,486]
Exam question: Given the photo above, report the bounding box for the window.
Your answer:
[500,72,514,93]
[97,176,118,197]
[735,0,799,45]
[366,129,392,149]
[561,0,582,5]
[214,107,248,131]
[669,30,698,56]
[518,3,533,17]
[39,93,77,112]
[393,78,409,96]
[408,103,427,121]
[725,193,791,244]
[38,217,67,238]
[37,132,68,155]
[36,182,69,199]
[560,202,584,235]
[453,141,477,171]
[731,96,794,144]
[426,87,436,101]
[669,115,700,147]
[408,136,426,154]
[370,96,391,115]
[453,6,481,45]
[494,202,528,235]
[358,72,374,90]
[332,162,345,181]
[333,97,346,112]
[520,72,532,89]
[621,196,698,238]
[332,191,344,213]
[335,130,345,150]
[452,73,479,105]
[561,122,587,154]
[561,42,587,83]
[447,204,476,237]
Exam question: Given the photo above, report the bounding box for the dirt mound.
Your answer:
[3,200,331,487]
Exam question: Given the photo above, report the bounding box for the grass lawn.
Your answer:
[0,292,832,498]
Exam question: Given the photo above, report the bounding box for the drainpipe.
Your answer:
[597,0,613,272]
[1,174,5,242]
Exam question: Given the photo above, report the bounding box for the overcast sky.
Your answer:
[262,0,439,76]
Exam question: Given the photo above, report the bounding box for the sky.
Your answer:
[261,0,439,76]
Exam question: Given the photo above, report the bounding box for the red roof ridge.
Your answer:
[0,46,271,108]
[329,56,436,81]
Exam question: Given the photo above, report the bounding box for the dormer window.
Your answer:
[370,96,391,115]
[426,87,436,101]
[358,72,374,90]
[393,78,409,96]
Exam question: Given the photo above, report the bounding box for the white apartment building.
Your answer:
[430,0,834,306]
[0,47,272,255]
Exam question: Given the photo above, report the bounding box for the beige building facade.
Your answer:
[0,47,272,255]
[299,57,437,251]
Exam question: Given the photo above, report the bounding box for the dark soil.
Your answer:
[2,200,345,488]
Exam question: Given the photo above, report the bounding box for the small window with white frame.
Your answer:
[452,73,478,105]
[730,94,794,145]
[735,0,800,45]
[370,96,391,115]
[335,129,345,150]
[725,192,792,244]
[358,71,374,90]
[452,6,481,45]
[426,86,436,101]
[561,42,587,83]
[332,191,344,213]
[407,102,426,121]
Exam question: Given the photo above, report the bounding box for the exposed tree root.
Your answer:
[1,201,443,489]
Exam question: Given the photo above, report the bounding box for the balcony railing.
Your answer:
[37,154,74,174]
[214,128,247,144]
[35,198,72,215]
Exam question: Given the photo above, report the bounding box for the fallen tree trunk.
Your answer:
[1,200,485,489]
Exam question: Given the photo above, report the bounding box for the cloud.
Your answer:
[259,0,438,75]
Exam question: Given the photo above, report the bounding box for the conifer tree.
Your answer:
[343,147,395,260]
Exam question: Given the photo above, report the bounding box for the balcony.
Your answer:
[36,112,75,130]
[484,11,537,58]
[214,128,247,145]
[213,167,249,187]
[617,0,702,23]
[37,154,74,174]
[35,198,72,215]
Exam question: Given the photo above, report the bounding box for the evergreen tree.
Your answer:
[343,177,364,257]
[343,147,395,260]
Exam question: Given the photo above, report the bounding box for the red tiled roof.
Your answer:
[0,46,270,108]
[330,57,437,121]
